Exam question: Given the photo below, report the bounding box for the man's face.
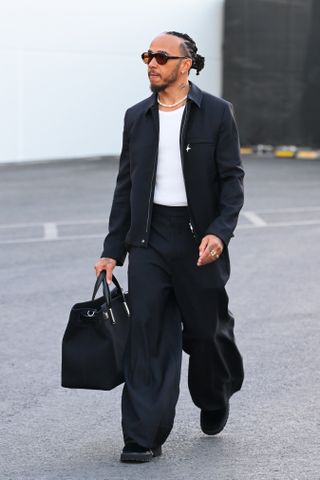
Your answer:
[147,34,186,93]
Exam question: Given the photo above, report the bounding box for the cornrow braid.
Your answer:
[166,31,205,75]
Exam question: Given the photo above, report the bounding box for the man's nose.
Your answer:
[148,56,158,67]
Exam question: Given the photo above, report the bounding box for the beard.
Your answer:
[149,62,181,93]
[150,83,168,94]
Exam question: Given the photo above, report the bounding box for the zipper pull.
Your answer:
[189,220,195,238]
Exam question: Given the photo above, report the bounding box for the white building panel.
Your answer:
[0,0,224,163]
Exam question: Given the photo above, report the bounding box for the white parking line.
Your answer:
[0,219,106,229]
[0,207,320,245]
[250,206,320,214]
[241,211,267,227]
[0,220,319,245]
[238,219,320,229]
[44,223,58,240]
[0,233,103,245]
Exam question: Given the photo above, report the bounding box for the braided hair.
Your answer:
[166,31,205,75]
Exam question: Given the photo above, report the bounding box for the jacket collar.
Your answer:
[187,81,202,107]
[144,81,203,113]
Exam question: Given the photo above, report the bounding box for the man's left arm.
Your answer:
[198,102,244,266]
[206,102,244,245]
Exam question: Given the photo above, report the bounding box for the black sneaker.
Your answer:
[200,402,230,435]
[120,443,162,463]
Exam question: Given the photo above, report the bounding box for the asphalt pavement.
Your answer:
[0,155,319,480]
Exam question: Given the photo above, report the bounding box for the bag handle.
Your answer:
[92,271,110,303]
[92,272,130,323]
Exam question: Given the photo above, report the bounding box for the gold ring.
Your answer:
[210,250,216,257]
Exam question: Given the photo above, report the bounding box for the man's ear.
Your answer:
[184,58,192,74]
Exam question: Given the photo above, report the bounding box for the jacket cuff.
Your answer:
[205,225,233,247]
[100,247,127,267]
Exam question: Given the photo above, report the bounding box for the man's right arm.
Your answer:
[97,111,132,279]
[102,111,131,263]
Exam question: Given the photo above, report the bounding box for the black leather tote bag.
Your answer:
[61,272,130,390]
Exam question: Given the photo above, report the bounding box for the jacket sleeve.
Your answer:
[205,102,244,246]
[101,111,131,265]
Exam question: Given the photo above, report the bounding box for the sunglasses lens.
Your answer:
[155,53,167,65]
[141,52,150,64]
[141,52,168,65]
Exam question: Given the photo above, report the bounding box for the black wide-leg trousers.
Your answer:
[121,205,244,449]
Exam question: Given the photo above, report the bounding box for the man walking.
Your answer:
[95,31,244,463]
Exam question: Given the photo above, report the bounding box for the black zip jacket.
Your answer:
[101,82,244,266]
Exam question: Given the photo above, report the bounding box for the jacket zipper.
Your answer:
[179,101,197,239]
[144,105,160,240]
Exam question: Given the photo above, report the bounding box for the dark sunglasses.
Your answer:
[141,51,190,65]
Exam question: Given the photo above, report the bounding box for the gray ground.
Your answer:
[0,155,319,480]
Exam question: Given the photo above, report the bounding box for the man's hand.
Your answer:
[94,257,117,284]
[197,234,224,267]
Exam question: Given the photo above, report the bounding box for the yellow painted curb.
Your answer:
[296,150,320,159]
[240,147,254,155]
[274,149,296,158]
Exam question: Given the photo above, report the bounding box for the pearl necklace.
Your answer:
[157,95,188,108]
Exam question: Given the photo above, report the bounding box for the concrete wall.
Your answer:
[0,0,224,163]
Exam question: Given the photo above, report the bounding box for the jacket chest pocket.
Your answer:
[183,139,217,178]
[185,137,216,148]
[186,138,216,144]
[184,139,216,158]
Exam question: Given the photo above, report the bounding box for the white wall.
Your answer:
[0,0,224,163]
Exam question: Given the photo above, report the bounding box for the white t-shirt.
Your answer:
[153,106,188,206]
